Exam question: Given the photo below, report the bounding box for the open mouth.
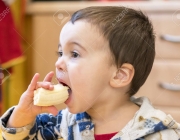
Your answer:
[60,82,72,94]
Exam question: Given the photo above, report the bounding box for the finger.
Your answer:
[36,82,54,90]
[43,71,54,82]
[27,73,40,91]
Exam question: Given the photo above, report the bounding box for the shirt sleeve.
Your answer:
[0,106,64,140]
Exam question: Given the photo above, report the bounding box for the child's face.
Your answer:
[56,21,116,113]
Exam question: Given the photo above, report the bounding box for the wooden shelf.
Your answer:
[26,1,180,14]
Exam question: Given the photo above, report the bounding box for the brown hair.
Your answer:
[70,6,155,96]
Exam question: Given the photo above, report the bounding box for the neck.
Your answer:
[86,91,139,134]
[87,96,131,123]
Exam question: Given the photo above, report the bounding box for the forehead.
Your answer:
[59,20,109,52]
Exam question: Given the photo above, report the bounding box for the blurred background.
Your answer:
[0,0,180,122]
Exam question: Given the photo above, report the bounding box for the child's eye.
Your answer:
[57,51,63,57]
[71,51,79,58]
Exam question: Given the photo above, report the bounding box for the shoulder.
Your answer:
[131,96,179,126]
[145,128,180,139]
[131,96,167,120]
[129,96,180,139]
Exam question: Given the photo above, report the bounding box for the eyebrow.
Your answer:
[58,41,86,51]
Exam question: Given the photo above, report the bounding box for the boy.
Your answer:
[1,6,180,140]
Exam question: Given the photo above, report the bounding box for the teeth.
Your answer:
[34,84,69,106]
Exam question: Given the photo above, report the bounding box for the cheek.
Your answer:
[68,62,109,100]
[68,67,93,111]
[68,64,90,92]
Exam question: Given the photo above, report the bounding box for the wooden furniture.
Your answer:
[25,1,180,121]
[137,12,180,122]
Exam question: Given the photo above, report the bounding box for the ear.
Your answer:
[110,63,134,88]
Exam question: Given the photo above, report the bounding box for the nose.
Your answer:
[55,57,67,72]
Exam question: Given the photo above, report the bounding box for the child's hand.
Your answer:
[7,72,58,128]
[17,71,58,116]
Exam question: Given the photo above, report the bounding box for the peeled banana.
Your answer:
[34,84,69,106]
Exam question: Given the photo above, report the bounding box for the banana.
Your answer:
[34,84,69,106]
